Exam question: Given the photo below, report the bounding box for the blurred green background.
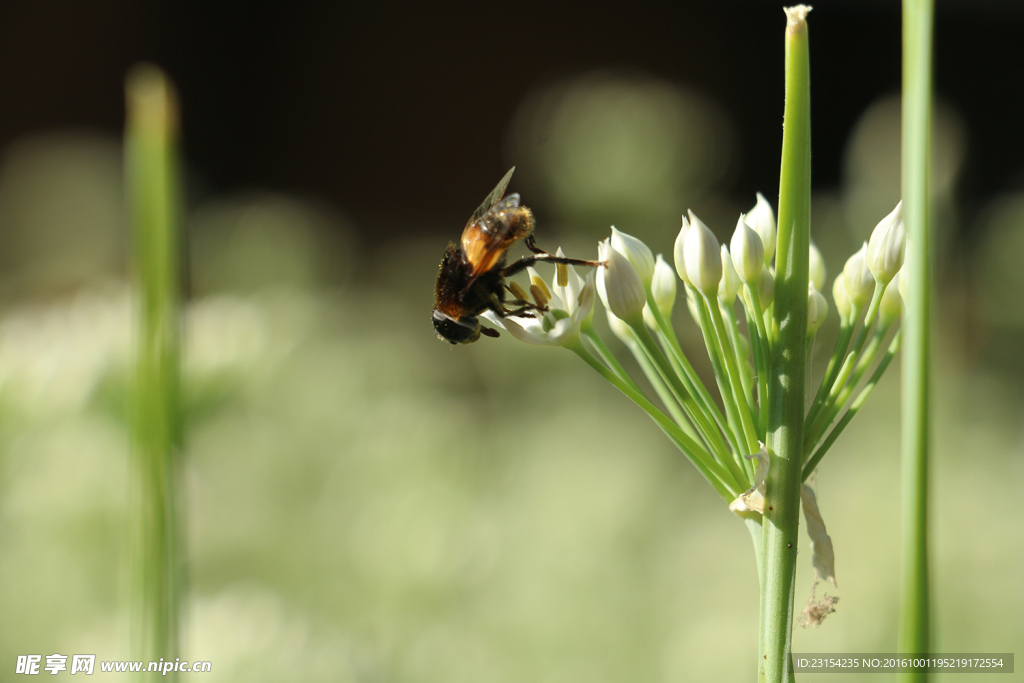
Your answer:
[0,2,1022,681]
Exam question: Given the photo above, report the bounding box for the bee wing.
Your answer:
[463,167,516,233]
[460,168,521,280]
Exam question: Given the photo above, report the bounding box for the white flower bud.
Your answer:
[651,253,677,316]
[730,214,764,284]
[879,273,903,327]
[842,242,875,310]
[611,226,655,284]
[597,238,646,320]
[807,284,828,336]
[898,260,909,302]
[746,192,776,266]
[832,274,851,322]
[809,241,826,292]
[866,201,905,285]
[719,245,742,304]
[683,210,722,295]
[673,214,692,284]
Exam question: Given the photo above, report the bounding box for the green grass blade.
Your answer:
[126,64,184,674]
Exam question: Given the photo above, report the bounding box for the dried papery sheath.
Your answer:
[801,483,836,588]
[842,242,875,309]
[611,226,655,284]
[866,201,905,285]
[746,192,776,266]
[597,238,646,320]
[729,443,769,514]
[809,241,826,291]
[683,210,722,295]
[731,214,764,283]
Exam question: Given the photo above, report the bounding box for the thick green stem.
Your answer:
[899,0,933,675]
[126,64,184,676]
[760,8,811,683]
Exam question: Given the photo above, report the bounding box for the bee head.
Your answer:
[432,310,481,345]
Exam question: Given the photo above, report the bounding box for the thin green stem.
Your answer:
[803,330,902,480]
[807,319,853,424]
[571,343,741,500]
[629,317,734,467]
[760,9,811,683]
[647,297,739,457]
[724,305,754,414]
[900,0,933,673]
[126,64,184,675]
[806,322,893,451]
[586,329,702,445]
[705,293,760,454]
[804,285,886,445]
[691,293,755,465]
[745,284,774,436]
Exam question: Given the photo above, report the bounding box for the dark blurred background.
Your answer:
[1,3,1022,681]
[1,1,1022,240]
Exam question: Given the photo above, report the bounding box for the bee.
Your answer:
[432,167,601,344]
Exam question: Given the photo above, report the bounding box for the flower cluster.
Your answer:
[494,198,905,515]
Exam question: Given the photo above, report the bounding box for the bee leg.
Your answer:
[487,293,541,319]
[524,235,550,255]
[480,326,500,338]
[500,254,604,279]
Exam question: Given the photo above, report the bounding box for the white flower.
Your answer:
[683,210,722,296]
[673,214,692,285]
[650,253,677,316]
[866,201,905,285]
[719,244,741,304]
[597,238,646,320]
[807,284,828,336]
[483,267,596,347]
[746,192,776,266]
[842,242,875,310]
[809,241,826,292]
[610,226,655,284]
[730,214,764,284]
